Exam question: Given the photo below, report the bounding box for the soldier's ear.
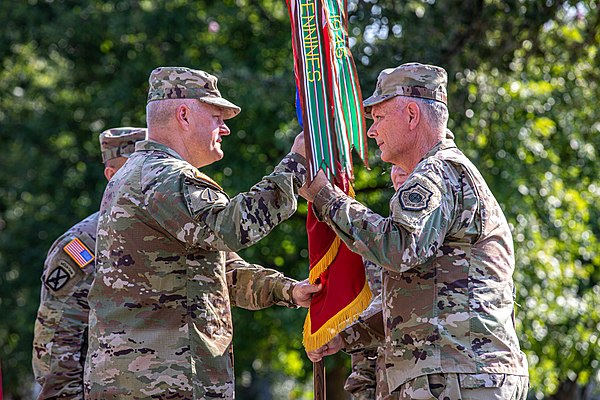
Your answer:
[104,166,117,181]
[407,102,420,130]
[176,104,191,129]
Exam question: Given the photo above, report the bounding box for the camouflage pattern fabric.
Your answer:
[363,62,448,118]
[346,350,377,400]
[312,131,528,393]
[147,67,241,120]
[224,252,298,310]
[395,373,528,400]
[32,212,99,400]
[32,127,145,399]
[345,258,389,400]
[85,140,307,399]
[99,127,147,163]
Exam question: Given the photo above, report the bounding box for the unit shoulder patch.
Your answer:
[44,264,72,292]
[399,182,433,211]
[183,169,223,192]
[183,170,229,219]
[391,174,442,230]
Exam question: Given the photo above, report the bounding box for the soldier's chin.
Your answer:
[212,144,224,157]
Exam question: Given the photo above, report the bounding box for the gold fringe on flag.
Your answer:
[303,280,372,352]
[308,237,341,284]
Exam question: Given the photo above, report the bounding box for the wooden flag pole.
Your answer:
[313,359,326,400]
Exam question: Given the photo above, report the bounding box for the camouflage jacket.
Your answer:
[313,133,528,392]
[33,212,98,400]
[85,140,307,399]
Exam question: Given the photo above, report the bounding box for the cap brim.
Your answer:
[362,94,395,119]
[200,97,241,120]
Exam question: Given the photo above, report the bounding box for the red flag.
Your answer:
[303,177,371,351]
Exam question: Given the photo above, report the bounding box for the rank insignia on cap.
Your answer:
[399,182,433,211]
[45,265,71,291]
[63,238,94,268]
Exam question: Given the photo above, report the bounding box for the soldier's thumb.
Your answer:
[310,283,323,293]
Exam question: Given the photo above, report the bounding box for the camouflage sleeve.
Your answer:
[340,307,385,352]
[361,293,383,322]
[312,158,455,273]
[363,258,382,296]
[344,349,378,399]
[344,291,383,398]
[32,237,93,400]
[224,252,298,309]
[150,152,307,252]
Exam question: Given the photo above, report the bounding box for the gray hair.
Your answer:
[397,96,448,131]
[146,98,200,129]
[417,98,449,130]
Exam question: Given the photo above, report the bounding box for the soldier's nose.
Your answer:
[367,126,378,138]
[220,124,231,136]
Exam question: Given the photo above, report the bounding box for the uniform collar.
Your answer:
[134,140,185,160]
[422,129,457,160]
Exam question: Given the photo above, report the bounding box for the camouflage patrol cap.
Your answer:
[99,127,147,163]
[363,62,448,117]
[147,67,241,120]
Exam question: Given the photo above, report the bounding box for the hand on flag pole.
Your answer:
[286,12,371,400]
[306,334,344,362]
[298,170,329,203]
[290,132,306,158]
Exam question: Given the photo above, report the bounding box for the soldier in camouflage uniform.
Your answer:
[32,127,147,399]
[84,67,320,399]
[345,165,409,400]
[302,63,529,399]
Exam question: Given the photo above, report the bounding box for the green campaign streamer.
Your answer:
[287,0,367,182]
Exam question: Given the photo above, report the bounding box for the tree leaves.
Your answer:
[1,1,599,398]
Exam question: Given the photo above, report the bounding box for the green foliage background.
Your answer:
[1,0,599,399]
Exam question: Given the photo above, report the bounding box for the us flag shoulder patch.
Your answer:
[63,238,94,268]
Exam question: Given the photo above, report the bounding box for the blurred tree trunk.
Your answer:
[548,378,579,400]
[548,377,592,400]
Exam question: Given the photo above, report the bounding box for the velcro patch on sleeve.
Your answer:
[62,238,94,268]
[43,258,83,293]
[391,174,442,230]
[183,170,229,219]
[399,182,434,211]
[44,263,72,291]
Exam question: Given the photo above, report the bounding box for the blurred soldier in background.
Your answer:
[32,127,146,399]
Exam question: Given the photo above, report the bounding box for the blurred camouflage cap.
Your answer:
[147,66,241,120]
[99,127,147,163]
[363,62,448,117]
